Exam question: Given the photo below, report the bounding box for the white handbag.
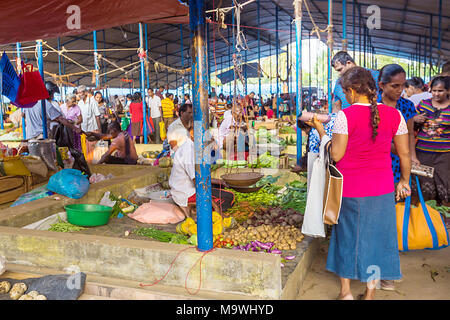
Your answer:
[301,135,331,238]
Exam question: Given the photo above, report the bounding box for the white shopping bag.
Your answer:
[301,135,331,238]
[91,140,109,164]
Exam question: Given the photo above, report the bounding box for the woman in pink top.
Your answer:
[310,67,411,300]
[60,94,83,152]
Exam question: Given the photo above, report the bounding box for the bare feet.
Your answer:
[337,293,354,300]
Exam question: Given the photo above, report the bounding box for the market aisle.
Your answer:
[297,240,450,300]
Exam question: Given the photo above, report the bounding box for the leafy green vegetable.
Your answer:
[275,181,308,213]
[426,200,450,217]
[134,227,188,243]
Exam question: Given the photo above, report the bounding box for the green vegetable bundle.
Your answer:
[276,181,307,214]
[48,215,86,233]
[426,200,450,217]
[230,188,278,207]
[134,227,189,243]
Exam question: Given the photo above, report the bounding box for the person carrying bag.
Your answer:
[301,135,330,238]
[396,175,449,251]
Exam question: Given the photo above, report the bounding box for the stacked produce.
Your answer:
[222,224,304,251]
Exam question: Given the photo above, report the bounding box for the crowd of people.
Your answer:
[294,51,449,300]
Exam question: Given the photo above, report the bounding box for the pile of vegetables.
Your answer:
[276,181,307,213]
[280,135,296,146]
[278,125,296,135]
[242,206,304,229]
[48,215,86,232]
[224,201,262,223]
[141,151,160,159]
[231,187,279,206]
[134,227,194,245]
[222,224,304,251]
[109,192,137,218]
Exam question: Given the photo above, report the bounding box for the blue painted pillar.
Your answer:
[327,0,333,113]
[56,38,63,101]
[138,23,148,144]
[16,43,26,139]
[275,5,279,118]
[257,0,262,116]
[181,24,185,103]
[36,40,47,139]
[228,26,232,96]
[93,31,99,88]
[189,0,213,252]
[206,22,211,94]
[295,0,303,165]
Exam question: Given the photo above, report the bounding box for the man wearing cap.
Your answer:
[22,81,80,140]
[76,85,101,162]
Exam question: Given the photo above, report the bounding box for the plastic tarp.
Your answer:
[0,0,189,45]
[216,63,262,85]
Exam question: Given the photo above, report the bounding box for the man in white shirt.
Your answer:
[77,85,101,162]
[146,88,163,143]
[167,103,193,155]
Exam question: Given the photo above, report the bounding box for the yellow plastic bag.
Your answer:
[396,176,449,251]
[0,156,31,176]
[159,121,166,141]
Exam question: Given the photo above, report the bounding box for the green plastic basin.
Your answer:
[64,204,112,227]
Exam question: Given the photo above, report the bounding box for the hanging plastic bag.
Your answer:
[47,168,90,199]
[301,135,330,238]
[13,63,49,106]
[159,121,166,141]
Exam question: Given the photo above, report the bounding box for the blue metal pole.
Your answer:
[56,38,63,101]
[438,0,442,72]
[181,24,185,103]
[228,26,232,96]
[295,0,303,165]
[145,24,150,90]
[257,0,262,116]
[276,5,279,118]
[16,43,26,139]
[93,31,99,88]
[36,40,47,139]
[139,23,148,144]
[206,22,211,94]
[429,14,433,79]
[327,0,333,113]
[342,0,347,51]
[352,0,355,56]
[189,0,213,252]
[102,30,108,98]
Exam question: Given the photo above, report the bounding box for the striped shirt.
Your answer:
[161,98,174,118]
[416,99,450,153]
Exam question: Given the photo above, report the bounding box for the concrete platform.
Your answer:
[0,166,318,300]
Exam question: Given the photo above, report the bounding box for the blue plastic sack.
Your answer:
[47,169,90,199]
[10,184,54,207]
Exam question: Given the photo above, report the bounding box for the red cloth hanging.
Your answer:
[14,63,49,106]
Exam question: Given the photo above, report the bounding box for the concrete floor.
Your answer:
[297,239,450,300]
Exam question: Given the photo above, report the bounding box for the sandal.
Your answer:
[379,280,395,291]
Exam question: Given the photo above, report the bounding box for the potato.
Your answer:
[10,290,23,300]
[35,295,47,300]
[27,290,39,298]
[290,244,296,250]
[11,282,27,293]
[0,281,11,294]
[18,294,33,300]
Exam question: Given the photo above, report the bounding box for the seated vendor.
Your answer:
[169,127,234,219]
[86,121,138,165]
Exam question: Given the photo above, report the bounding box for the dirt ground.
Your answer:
[297,240,450,300]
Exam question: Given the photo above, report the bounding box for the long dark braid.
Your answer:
[341,66,380,140]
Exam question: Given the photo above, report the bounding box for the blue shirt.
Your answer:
[333,68,380,110]
[24,100,62,139]
[308,113,338,153]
